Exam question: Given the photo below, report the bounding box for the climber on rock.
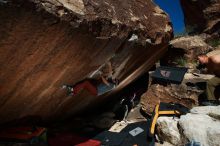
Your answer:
[198,53,220,102]
[62,62,119,96]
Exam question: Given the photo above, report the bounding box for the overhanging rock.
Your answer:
[180,0,220,34]
[0,0,173,124]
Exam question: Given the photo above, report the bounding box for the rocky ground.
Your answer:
[140,1,220,142]
[0,42,219,146]
[156,106,220,146]
[140,31,220,145]
[0,0,219,146]
[142,30,220,146]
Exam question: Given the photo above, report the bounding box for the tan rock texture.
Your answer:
[0,0,173,124]
[164,35,213,66]
[141,84,197,115]
[31,0,173,44]
[156,117,182,146]
[156,106,220,146]
[179,106,220,146]
[160,35,215,73]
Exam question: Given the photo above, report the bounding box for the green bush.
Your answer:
[208,39,220,47]
[174,57,187,67]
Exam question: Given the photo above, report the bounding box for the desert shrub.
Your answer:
[174,57,188,67]
[207,39,220,47]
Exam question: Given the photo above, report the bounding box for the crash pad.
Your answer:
[151,66,187,84]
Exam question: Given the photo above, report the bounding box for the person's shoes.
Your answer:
[67,86,73,91]
[62,85,75,96]
[67,87,74,96]
[62,85,67,89]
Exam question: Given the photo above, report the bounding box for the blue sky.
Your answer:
[154,0,185,34]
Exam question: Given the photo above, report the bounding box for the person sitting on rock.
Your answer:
[62,62,118,96]
[198,54,220,102]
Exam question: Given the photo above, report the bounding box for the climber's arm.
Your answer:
[101,75,110,86]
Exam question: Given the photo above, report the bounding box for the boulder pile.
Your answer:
[156,106,220,146]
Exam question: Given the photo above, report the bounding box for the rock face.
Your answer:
[170,36,213,61]
[180,0,220,34]
[0,0,173,124]
[140,72,219,116]
[161,35,213,69]
[156,106,220,146]
[163,0,220,70]
[140,83,198,115]
[180,106,220,146]
[156,117,181,146]
[180,114,220,146]
[30,0,173,44]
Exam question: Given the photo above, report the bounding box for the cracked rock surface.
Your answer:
[0,0,172,124]
[31,0,173,44]
[156,106,220,146]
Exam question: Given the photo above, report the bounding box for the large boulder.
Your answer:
[140,72,217,116]
[180,0,220,35]
[156,117,182,146]
[0,0,173,124]
[161,35,213,69]
[156,106,220,146]
[179,0,220,51]
[155,142,174,146]
[190,105,220,115]
[140,83,198,115]
[179,113,220,146]
[170,36,213,61]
